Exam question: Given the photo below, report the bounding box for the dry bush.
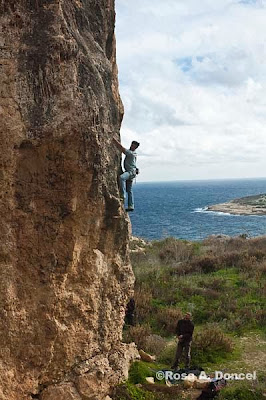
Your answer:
[172,262,197,276]
[202,235,230,249]
[199,277,225,290]
[202,236,266,263]
[256,260,266,276]
[180,286,201,297]
[191,255,220,273]
[124,324,152,349]
[238,256,258,272]
[158,342,177,364]
[203,288,220,299]
[223,297,237,313]
[181,286,220,299]
[248,236,266,252]
[221,251,243,268]
[193,323,233,354]
[135,287,153,323]
[191,250,264,273]
[226,236,247,248]
[255,309,266,326]
[239,287,250,296]
[225,317,246,333]
[236,307,266,328]
[211,308,230,320]
[130,251,147,266]
[143,334,167,356]
[248,248,265,260]
[158,238,194,264]
[155,307,183,336]
[239,307,256,322]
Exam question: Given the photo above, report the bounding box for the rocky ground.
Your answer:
[207,194,266,215]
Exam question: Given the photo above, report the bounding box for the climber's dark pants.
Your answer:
[173,340,191,368]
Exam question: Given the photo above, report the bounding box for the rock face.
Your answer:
[0,1,136,399]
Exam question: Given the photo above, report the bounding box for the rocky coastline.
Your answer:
[207,194,266,216]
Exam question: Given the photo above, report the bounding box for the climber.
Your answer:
[171,312,194,370]
[112,137,140,212]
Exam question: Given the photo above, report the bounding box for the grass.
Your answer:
[129,236,266,334]
[217,382,264,400]
[121,236,266,399]
[113,382,156,400]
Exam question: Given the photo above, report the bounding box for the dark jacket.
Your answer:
[176,319,194,342]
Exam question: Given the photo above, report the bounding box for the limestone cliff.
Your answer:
[0,1,136,399]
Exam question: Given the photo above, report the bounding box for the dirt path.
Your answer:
[239,332,266,372]
[205,331,266,377]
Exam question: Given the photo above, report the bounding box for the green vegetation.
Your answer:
[113,382,156,400]
[130,236,266,335]
[120,236,266,400]
[129,361,156,385]
[233,194,266,207]
[218,382,264,400]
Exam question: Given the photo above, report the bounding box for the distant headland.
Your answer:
[207,194,266,215]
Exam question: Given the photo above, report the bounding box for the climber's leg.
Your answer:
[126,179,134,211]
[120,172,130,202]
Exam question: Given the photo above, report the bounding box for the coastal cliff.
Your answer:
[0,1,136,399]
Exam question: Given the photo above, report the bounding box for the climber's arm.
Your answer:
[112,137,126,154]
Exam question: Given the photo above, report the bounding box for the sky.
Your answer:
[115,0,266,182]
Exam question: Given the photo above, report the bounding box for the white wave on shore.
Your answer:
[192,207,234,216]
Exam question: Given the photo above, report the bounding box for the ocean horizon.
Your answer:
[128,178,266,241]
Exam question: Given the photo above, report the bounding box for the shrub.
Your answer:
[192,324,233,364]
[217,382,264,400]
[257,260,266,277]
[194,323,233,352]
[158,342,176,365]
[128,361,155,384]
[255,309,266,326]
[158,238,193,264]
[221,251,243,268]
[191,256,220,273]
[135,287,153,323]
[180,286,202,297]
[199,278,225,290]
[124,324,152,349]
[225,237,249,252]
[171,262,196,276]
[248,249,265,261]
[154,307,182,336]
[225,317,246,335]
[239,307,257,323]
[249,236,266,251]
[143,334,167,357]
[203,288,220,299]
[113,382,155,400]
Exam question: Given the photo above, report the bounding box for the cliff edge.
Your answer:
[0,1,136,399]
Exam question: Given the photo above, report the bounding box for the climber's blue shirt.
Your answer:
[124,149,137,172]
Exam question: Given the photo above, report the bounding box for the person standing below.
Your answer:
[171,312,194,370]
[113,137,140,212]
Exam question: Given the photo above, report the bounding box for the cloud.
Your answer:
[115,0,266,181]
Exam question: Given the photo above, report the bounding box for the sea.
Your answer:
[128,178,266,241]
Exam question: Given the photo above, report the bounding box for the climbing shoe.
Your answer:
[126,208,134,212]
